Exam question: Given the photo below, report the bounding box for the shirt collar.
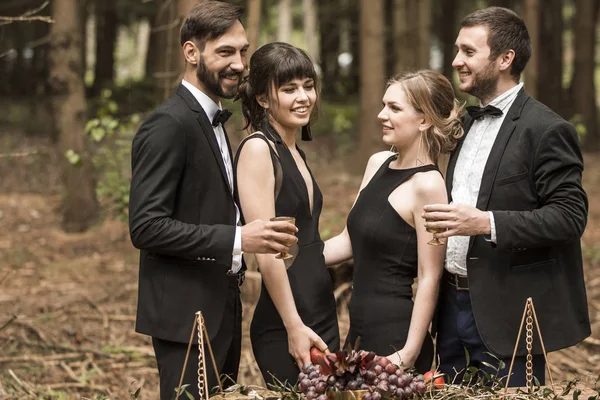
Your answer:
[483,81,523,112]
[181,79,222,121]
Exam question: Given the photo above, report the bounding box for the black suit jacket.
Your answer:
[129,84,239,343]
[445,89,591,357]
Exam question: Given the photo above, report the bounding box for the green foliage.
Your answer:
[312,100,360,155]
[570,114,587,142]
[85,89,139,219]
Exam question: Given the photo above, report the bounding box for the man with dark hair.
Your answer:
[129,2,297,398]
[423,6,590,386]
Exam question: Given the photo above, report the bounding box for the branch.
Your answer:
[0,0,54,25]
[0,150,39,158]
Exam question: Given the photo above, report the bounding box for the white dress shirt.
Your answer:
[445,82,523,275]
[182,79,242,273]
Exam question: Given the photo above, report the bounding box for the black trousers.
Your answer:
[152,278,242,400]
[436,278,545,387]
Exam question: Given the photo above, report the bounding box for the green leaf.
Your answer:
[85,118,100,133]
[65,149,81,166]
[91,127,106,142]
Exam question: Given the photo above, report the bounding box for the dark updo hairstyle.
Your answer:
[235,42,319,140]
[387,70,464,165]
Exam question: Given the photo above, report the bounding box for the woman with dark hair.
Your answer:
[234,42,339,385]
[324,70,464,373]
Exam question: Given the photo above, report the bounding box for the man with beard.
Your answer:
[128,2,298,398]
[422,7,590,386]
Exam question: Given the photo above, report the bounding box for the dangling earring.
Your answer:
[415,133,425,167]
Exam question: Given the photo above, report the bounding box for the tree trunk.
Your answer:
[438,0,458,81]
[49,0,99,232]
[318,2,341,98]
[176,0,199,74]
[570,0,599,150]
[418,0,431,68]
[303,0,318,60]
[359,0,385,167]
[536,0,564,114]
[393,0,421,72]
[523,0,539,99]
[92,0,118,95]
[247,0,262,57]
[278,0,292,43]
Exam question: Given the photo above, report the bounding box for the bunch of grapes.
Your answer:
[296,350,427,400]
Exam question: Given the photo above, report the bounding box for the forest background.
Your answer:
[0,0,599,399]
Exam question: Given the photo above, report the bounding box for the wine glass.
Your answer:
[270,216,297,260]
[426,227,445,246]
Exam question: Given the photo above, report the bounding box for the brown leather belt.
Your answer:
[445,270,469,291]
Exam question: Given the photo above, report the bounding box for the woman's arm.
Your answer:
[387,171,447,368]
[236,137,327,367]
[323,151,394,265]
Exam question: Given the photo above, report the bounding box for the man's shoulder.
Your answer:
[520,95,570,130]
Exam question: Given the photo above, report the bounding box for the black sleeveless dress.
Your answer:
[233,128,339,386]
[345,155,437,373]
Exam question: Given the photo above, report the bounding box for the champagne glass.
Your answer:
[270,216,296,260]
[426,227,445,246]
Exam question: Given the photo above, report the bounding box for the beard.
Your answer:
[196,57,242,99]
[463,61,498,101]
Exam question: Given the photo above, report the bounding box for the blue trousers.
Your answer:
[436,279,546,387]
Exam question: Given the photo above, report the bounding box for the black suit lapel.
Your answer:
[476,89,529,211]
[176,84,233,196]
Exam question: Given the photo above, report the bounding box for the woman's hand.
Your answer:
[288,324,328,369]
[387,348,417,369]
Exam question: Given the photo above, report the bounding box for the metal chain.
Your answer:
[525,302,534,388]
[197,313,207,400]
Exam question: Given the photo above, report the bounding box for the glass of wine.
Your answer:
[426,226,445,246]
[270,216,297,260]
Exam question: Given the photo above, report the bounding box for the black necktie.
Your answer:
[466,105,503,120]
[212,109,232,127]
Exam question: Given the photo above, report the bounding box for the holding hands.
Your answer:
[422,203,491,239]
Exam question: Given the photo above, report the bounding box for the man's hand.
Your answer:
[241,219,298,254]
[422,203,490,238]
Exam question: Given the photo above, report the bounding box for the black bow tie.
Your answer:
[466,105,503,120]
[212,109,232,127]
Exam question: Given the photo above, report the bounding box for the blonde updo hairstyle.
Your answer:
[387,70,464,165]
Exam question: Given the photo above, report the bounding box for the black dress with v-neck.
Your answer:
[345,155,437,373]
[233,127,339,386]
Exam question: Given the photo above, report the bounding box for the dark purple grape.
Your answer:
[299,378,311,392]
[376,380,389,392]
[351,381,361,390]
[315,381,327,394]
[365,370,377,382]
[388,374,398,386]
[308,386,316,393]
[316,395,328,400]
[306,391,317,400]
[395,387,406,399]
[388,384,397,393]
[309,371,320,380]
[404,387,413,398]
[371,391,382,400]
[360,383,370,390]
[334,382,344,391]
[395,369,404,377]
[362,393,372,400]
[415,381,426,394]
[298,372,307,381]
[327,376,336,386]
[377,372,388,381]
[372,365,383,375]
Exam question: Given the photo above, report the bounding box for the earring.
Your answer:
[416,133,425,167]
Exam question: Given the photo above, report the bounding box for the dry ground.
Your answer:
[0,136,598,399]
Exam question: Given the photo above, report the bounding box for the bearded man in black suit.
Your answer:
[423,6,590,387]
[128,2,297,399]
